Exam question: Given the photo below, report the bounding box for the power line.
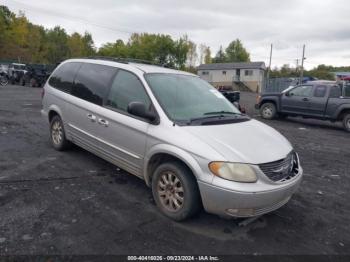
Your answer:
[6,0,135,35]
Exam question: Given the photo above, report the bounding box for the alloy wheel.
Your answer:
[263,106,273,118]
[157,171,184,212]
[51,120,63,145]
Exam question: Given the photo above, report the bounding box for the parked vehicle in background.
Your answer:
[8,63,27,85]
[217,86,245,113]
[256,81,350,132]
[0,64,9,86]
[24,64,51,87]
[42,58,303,221]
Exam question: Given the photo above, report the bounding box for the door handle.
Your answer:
[302,98,309,101]
[98,118,109,127]
[87,113,96,122]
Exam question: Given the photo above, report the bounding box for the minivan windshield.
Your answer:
[145,73,242,124]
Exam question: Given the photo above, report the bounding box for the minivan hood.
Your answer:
[184,119,292,164]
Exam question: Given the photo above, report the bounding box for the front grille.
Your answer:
[259,151,299,182]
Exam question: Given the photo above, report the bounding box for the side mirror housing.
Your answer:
[127,102,157,122]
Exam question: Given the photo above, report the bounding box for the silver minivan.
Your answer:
[42,58,303,221]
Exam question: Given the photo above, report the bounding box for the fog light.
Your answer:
[226,208,255,216]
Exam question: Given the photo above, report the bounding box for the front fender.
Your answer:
[143,144,208,187]
[260,96,281,111]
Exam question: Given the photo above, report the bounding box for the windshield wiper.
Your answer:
[204,111,241,116]
[186,111,246,125]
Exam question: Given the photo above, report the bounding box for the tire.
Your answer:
[260,102,277,119]
[0,76,8,86]
[50,115,71,151]
[152,161,201,221]
[343,114,350,132]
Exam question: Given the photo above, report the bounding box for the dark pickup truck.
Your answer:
[255,81,350,132]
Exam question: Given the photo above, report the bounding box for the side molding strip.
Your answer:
[68,123,141,160]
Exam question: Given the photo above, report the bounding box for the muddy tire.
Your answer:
[50,115,71,151]
[152,161,201,221]
[260,102,277,119]
[343,114,350,132]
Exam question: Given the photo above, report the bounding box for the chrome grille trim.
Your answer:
[259,151,299,182]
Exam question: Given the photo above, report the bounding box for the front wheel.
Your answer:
[343,114,350,132]
[260,102,277,119]
[152,162,201,221]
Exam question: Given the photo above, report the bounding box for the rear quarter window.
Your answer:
[344,85,350,97]
[71,63,117,106]
[49,62,81,93]
[313,85,327,97]
[329,85,342,98]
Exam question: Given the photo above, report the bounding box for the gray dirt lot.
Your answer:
[0,85,349,255]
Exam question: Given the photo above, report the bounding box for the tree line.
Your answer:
[0,5,250,70]
[269,64,350,80]
[0,6,95,64]
[0,5,347,79]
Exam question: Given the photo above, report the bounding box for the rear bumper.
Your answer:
[198,171,302,218]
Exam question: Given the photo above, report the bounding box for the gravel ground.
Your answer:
[0,85,349,256]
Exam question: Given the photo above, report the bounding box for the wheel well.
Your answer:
[146,153,196,186]
[260,100,277,108]
[48,110,59,123]
[338,109,350,120]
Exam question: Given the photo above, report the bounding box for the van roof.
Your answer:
[65,58,196,76]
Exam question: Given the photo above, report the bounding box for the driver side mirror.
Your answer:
[127,102,157,122]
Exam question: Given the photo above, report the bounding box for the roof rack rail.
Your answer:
[83,56,169,67]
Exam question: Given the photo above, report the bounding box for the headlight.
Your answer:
[209,162,257,183]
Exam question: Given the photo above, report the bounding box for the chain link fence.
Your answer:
[263,78,300,93]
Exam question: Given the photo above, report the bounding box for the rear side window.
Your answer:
[49,62,81,93]
[314,85,327,97]
[71,63,117,106]
[329,85,342,98]
[106,70,151,113]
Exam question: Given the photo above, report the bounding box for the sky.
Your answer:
[2,0,350,69]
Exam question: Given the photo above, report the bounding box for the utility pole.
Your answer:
[295,59,299,72]
[266,44,273,90]
[299,45,306,84]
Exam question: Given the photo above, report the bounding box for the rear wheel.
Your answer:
[152,162,201,221]
[260,102,277,119]
[50,115,71,151]
[343,114,350,132]
[0,76,8,86]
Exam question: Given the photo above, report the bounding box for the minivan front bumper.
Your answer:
[198,170,302,218]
